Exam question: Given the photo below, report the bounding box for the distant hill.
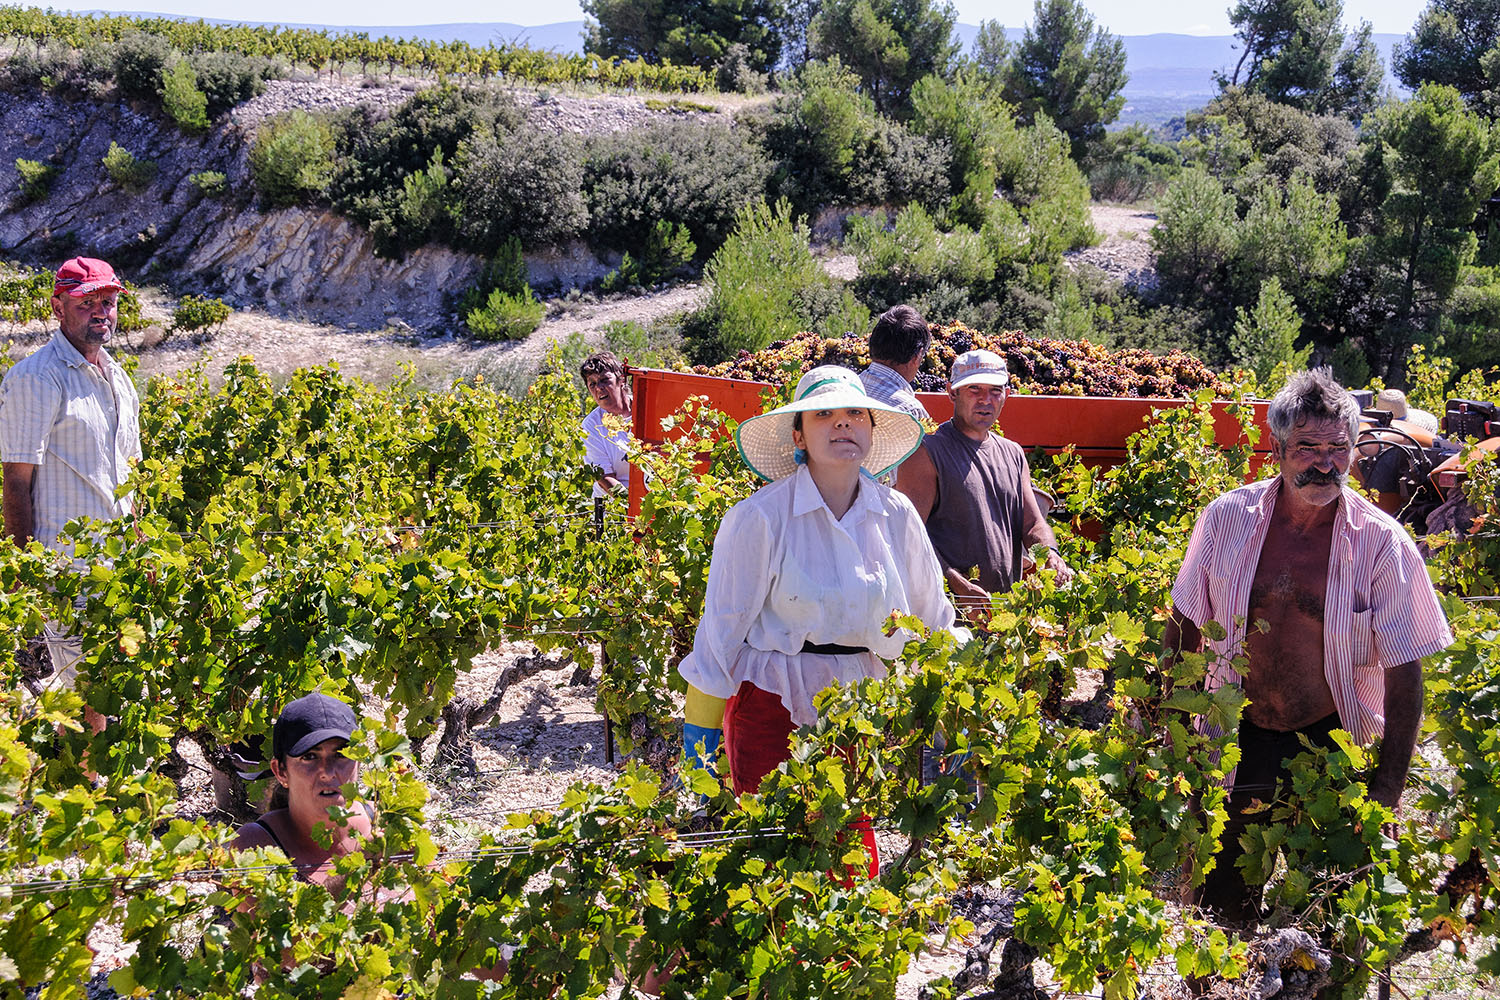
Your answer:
[951,25,1408,128]
[87,12,1408,129]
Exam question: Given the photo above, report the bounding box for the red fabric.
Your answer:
[723,681,879,879]
[53,256,125,297]
[724,680,796,796]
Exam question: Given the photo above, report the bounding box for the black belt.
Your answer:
[801,640,869,655]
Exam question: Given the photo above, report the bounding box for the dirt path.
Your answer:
[13,202,1156,391]
[1089,202,1159,241]
[1068,202,1159,291]
[106,282,707,388]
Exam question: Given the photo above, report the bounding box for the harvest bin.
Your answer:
[627,367,1273,515]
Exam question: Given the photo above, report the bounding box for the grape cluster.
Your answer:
[695,322,1230,398]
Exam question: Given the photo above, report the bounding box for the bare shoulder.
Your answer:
[230,812,281,852]
[903,441,936,475]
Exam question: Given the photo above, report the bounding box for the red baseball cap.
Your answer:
[53,257,126,298]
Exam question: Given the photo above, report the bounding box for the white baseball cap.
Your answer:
[949,349,1009,389]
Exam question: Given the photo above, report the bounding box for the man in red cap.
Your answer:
[0,257,142,722]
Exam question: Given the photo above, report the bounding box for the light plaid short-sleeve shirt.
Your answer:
[0,330,142,554]
[1172,476,1453,746]
[859,363,929,422]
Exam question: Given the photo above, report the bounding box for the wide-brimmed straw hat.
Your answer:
[734,366,924,482]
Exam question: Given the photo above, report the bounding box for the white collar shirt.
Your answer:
[581,405,633,500]
[0,330,141,555]
[679,464,965,726]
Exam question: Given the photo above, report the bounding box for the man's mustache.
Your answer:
[1294,468,1345,487]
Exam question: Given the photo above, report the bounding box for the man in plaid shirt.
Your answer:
[1,257,142,725]
[859,304,931,424]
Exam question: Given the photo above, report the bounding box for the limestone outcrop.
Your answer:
[0,84,629,331]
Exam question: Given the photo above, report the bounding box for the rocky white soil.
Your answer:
[1065,203,1159,294]
[230,76,738,136]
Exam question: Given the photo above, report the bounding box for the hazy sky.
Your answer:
[42,1,1432,36]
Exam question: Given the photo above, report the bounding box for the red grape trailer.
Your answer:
[626,367,1274,515]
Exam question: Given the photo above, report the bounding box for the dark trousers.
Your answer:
[1197,713,1341,927]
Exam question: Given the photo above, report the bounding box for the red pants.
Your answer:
[723,681,879,878]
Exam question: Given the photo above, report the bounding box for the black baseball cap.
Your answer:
[272,693,356,759]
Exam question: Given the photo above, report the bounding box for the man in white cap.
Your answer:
[897,349,1071,615]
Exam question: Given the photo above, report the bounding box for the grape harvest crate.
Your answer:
[627,367,1274,514]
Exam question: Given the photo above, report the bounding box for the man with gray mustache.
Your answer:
[1164,368,1452,929]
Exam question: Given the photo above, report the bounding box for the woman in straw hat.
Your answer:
[676,365,964,870]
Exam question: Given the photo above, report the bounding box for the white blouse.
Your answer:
[678,465,965,726]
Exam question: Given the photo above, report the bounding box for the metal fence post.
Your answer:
[596,496,615,765]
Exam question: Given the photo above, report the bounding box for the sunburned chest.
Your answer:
[1248,523,1333,624]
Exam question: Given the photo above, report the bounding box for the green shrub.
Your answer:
[101,142,157,192]
[160,58,209,132]
[1227,277,1310,384]
[1151,167,1239,300]
[14,159,58,202]
[600,220,696,292]
[464,236,529,302]
[1085,125,1183,203]
[250,111,335,207]
[553,319,687,393]
[910,73,1002,228]
[594,317,685,370]
[757,59,949,216]
[4,42,109,97]
[995,115,1097,261]
[169,293,231,340]
[391,150,450,245]
[451,126,587,252]
[188,170,227,197]
[111,31,171,100]
[330,85,522,256]
[583,119,768,257]
[847,203,997,309]
[1328,337,1372,388]
[0,268,54,324]
[689,199,869,362]
[116,282,148,334]
[715,42,769,94]
[1231,173,1347,317]
[188,49,279,118]
[1183,90,1356,201]
[464,289,544,341]
[461,236,545,341]
[1438,264,1500,375]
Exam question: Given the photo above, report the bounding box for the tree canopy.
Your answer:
[1393,0,1500,110]
[1358,83,1500,376]
[1000,0,1128,159]
[1220,0,1384,120]
[807,0,960,115]
[582,0,785,74]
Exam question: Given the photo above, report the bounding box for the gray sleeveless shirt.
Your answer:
[923,421,1029,593]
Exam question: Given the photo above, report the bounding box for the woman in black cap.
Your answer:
[231,692,370,884]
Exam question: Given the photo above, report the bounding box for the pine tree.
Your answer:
[1003,0,1127,159]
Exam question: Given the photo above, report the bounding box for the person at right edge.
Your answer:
[1165,368,1452,928]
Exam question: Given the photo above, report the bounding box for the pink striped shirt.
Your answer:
[1172,476,1452,746]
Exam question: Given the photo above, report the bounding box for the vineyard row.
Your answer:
[0,6,712,92]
